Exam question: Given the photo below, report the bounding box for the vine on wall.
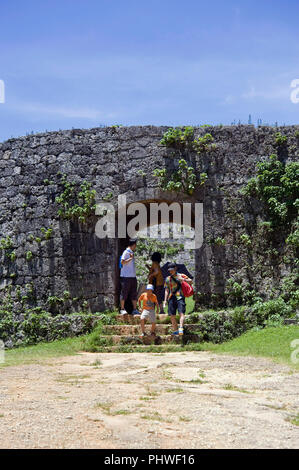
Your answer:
[55,174,97,223]
[240,153,299,248]
[154,126,213,195]
[153,159,207,195]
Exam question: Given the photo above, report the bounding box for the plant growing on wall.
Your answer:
[241,154,298,228]
[55,175,97,223]
[0,236,13,250]
[155,127,213,195]
[153,159,207,195]
[160,126,215,155]
[40,227,53,240]
[274,132,288,147]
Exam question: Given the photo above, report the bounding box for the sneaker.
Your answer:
[172,330,179,336]
[179,327,184,336]
[132,309,140,316]
[120,309,127,315]
[140,332,147,338]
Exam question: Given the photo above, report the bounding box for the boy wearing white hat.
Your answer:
[138,284,159,338]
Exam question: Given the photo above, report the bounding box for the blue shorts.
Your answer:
[168,296,186,315]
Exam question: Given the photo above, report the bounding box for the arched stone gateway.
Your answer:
[0,124,297,315]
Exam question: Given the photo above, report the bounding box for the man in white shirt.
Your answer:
[120,239,140,315]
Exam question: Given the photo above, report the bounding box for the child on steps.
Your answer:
[138,284,159,338]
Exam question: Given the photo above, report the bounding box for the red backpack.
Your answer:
[181,280,194,298]
[171,275,194,298]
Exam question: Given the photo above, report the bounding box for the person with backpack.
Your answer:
[119,239,140,316]
[163,262,193,336]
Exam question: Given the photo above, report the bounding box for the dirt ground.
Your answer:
[0,351,298,449]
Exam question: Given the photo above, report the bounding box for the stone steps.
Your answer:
[94,313,298,351]
[103,324,200,335]
[97,319,201,348]
[105,333,200,346]
[116,313,170,324]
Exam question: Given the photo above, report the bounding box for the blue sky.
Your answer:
[0,0,298,141]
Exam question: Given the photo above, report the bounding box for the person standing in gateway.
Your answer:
[119,239,140,315]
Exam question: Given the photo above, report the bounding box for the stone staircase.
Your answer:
[99,314,201,347]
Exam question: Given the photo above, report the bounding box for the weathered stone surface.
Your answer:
[0,124,298,313]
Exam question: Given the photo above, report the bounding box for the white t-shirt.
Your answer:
[120,248,136,278]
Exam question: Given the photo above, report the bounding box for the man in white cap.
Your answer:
[138,284,159,338]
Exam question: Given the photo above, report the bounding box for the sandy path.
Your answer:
[0,351,298,449]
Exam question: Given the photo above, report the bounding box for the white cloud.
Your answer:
[241,84,289,100]
[9,102,117,120]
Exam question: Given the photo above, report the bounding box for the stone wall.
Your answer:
[0,124,298,314]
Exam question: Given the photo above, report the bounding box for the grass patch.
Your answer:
[179,416,192,422]
[112,409,131,416]
[166,387,184,393]
[55,373,91,385]
[145,388,158,397]
[0,336,84,368]
[178,378,205,384]
[161,369,173,380]
[286,414,299,426]
[223,383,252,394]
[90,359,102,367]
[95,402,114,414]
[140,411,171,423]
[203,325,299,369]
[1,322,298,373]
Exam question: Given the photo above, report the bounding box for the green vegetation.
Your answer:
[224,278,261,306]
[40,226,53,240]
[154,127,213,195]
[153,159,207,195]
[239,154,298,296]
[160,126,215,155]
[214,236,226,246]
[2,325,298,370]
[55,174,97,223]
[274,132,288,147]
[0,285,117,347]
[286,414,299,426]
[134,237,185,284]
[0,236,14,251]
[204,325,299,368]
[223,383,251,394]
[239,233,252,247]
[25,250,33,261]
[0,336,83,368]
[241,154,298,230]
[0,236,15,261]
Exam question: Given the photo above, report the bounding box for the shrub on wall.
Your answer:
[0,308,102,348]
[55,174,97,223]
[241,154,298,229]
[185,297,295,343]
